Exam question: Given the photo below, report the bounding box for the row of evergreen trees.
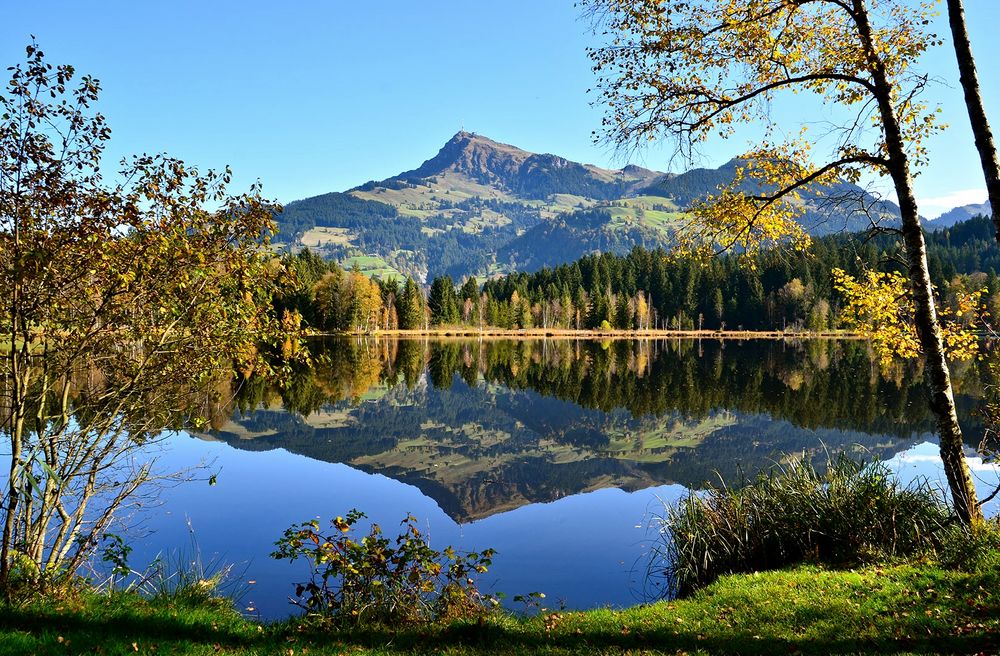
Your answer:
[274,216,1000,333]
[275,249,427,332]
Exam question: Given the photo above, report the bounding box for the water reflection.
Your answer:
[137,338,997,619]
[202,338,987,523]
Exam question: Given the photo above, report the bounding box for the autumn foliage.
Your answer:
[833,268,985,365]
[0,43,287,590]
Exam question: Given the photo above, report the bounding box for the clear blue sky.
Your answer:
[3,0,999,218]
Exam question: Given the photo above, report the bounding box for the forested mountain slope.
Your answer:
[273,132,902,281]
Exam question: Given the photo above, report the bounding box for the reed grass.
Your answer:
[658,455,952,596]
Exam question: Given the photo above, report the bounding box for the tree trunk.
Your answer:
[947,0,1000,242]
[896,178,983,525]
[855,0,983,525]
[0,203,23,592]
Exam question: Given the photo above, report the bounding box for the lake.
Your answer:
[129,337,1000,620]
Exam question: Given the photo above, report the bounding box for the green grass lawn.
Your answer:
[299,226,355,249]
[642,210,687,230]
[1,561,996,655]
[626,196,682,212]
[604,206,685,238]
[341,255,404,281]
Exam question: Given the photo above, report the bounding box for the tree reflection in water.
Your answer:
[195,338,993,524]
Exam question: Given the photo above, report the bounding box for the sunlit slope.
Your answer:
[272,132,900,281]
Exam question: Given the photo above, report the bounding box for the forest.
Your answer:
[274,215,1000,333]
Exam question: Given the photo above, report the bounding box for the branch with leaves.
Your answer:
[584,0,982,525]
[0,43,298,592]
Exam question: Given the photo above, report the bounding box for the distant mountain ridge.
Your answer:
[931,201,991,230]
[273,131,904,281]
[370,131,664,200]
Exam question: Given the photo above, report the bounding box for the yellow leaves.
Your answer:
[939,286,986,361]
[586,0,942,195]
[833,268,984,365]
[280,309,302,361]
[676,144,829,258]
[682,188,811,258]
[833,268,920,364]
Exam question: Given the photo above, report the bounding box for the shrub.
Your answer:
[658,455,952,596]
[937,518,1000,572]
[272,510,496,627]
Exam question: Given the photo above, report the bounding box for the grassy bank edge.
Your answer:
[1,561,996,655]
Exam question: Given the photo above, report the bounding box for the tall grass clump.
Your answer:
[661,455,951,596]
[94,521,247,610]
[937,518,1000,572]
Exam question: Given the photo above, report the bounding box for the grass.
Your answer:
[299,226,354,248]
[1,560,996,655]
[626,195,682,211]
[340,255,404,281]
[350,171,514,209]
[548,194,597,212]
[342,255,387,268]
[663,457,951,595]
[642,210,687,230]
[603,205,684,238]
[1,455,993,654]
[396,207,436,219]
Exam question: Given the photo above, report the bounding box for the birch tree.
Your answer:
[584,0,982,524]
[945,0,1000,242]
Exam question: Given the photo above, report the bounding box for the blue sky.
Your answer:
[2,1,999,218]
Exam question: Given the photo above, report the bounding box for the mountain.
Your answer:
[371,131,663,200]
[272,132,901,282]
[640,158,900,234]
[930,201,991,230]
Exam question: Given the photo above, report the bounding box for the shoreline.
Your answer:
[308,328,863,340]
[7,560,996,654]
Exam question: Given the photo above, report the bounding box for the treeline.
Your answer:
[274,215,1000,333]
[275,249,427,332]
[468,215,1000,331]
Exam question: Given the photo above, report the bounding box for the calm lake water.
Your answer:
[131,338,1000,620]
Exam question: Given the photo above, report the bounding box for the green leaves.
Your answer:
[271,510,498,627]
[11,450,63,500]
[0,42,293,588]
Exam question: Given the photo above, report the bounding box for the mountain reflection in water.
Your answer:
[140,337,996,619]
[199,338,982,522]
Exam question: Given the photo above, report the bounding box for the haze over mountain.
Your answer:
[930,201,992,230]
[274,131,902,282]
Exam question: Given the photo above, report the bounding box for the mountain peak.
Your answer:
[400,131,532,182]
[448,129,480,142]
[377,131,669,202]
[448,130,518,147]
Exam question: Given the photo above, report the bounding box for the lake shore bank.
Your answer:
[4,560,995,655]
[312,328,864,340]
